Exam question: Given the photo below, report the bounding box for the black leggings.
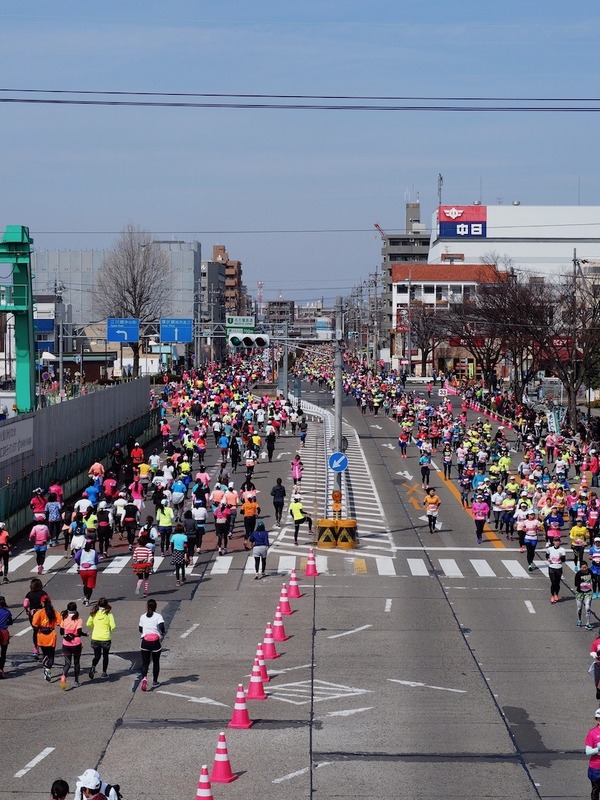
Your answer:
[91,639,111,672]
[40,645,55,670]
[98,527,112,554]
[549,567,562,597]
[0,550,8,575]
[141,646,161,681]
[62,644,82,680]
[254,555,267,574]
[0,640,8,671]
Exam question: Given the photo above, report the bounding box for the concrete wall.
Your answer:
[0,378,152,483]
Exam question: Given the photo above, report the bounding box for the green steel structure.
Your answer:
[0,225,35,412]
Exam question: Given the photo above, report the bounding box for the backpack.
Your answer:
[105,784,123,800]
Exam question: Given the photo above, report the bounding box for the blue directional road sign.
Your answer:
[328,452,348,472]
[160,317,194,343]
[106,317,140,343]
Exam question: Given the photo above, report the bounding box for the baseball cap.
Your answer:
[35,513,45,521]
[78,769,101,790]
[595,709,600,719]
[161,499,169,506]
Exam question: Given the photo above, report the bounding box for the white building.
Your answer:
[428,205,600,275]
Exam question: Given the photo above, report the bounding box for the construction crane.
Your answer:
[374,223,387,242]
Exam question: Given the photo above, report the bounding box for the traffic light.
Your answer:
[228,333,270,349]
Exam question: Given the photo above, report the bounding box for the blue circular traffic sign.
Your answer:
[328,452,348,472]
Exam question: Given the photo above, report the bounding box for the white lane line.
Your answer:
[470,559,496,577]
[315,555,328,573]
[8,554,34,571]
[407,558,429,576]
[384,599,392,613]
[278,556,296,573]
[30,555,64,573]
[502,560,531,579]
[326,707,373,717]
[439,559,463,578]
[272,762,332,784]
[389,679,466,694]
[525,601,536,614]
[15,622,33,637]
[14,747,55,778]
[155,690,227,707]
[244,556,255,574]
[327,624,372,639]
[376,557,396,576]
[102,555,132,574]
[180,623,201,639]
[210,555,233,574]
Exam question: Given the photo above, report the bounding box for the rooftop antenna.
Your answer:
[437,173,443,206]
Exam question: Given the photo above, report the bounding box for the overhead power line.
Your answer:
[2,89,600,112]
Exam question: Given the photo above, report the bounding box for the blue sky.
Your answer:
[1,1,599,304]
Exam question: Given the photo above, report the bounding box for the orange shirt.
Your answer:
[31,608,58,648]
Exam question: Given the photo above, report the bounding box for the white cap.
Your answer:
[78,769,101,790]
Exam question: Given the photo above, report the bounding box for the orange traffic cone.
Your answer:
[196,765,214,799]
[273,606,289,642]
[228,683,254,728]
[304,548,319,577]
[209,732,238,783]
[246,658,267,700]
[278,583,293,616]
[288,568,302,598]
[256,641,270,683]
[262,622,280,659]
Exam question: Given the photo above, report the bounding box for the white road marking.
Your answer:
[384,598,392,613]
[376,557,396,576]
[30,555,64,573]
[407,558,429,576]
[14,623,33,637]
[155,690,227,707]
[14,747,55,778]
[103,555,133,574]
[396,470,414,480]
[315,555,328,573]
[439,559,463,578]
[272,762,332,784]
[244,556,255,574]
[389,679,466,694]
[278,556,296,573]
[8,554,34,571]
[328,624,372,639]
[418,515,442,531]
[502,560,531,579]
[470,559,496,577]
[326,707,373,716]
[525,601,536,614]
[180,623,201,639]
[210,555,233,574]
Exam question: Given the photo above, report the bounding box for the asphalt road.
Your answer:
[0,388,592,799]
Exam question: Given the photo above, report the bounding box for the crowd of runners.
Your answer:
[4,348,600,795]
[0,358,318,688]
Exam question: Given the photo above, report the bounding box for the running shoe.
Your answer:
[2,576,8,583]
[89,665,95,680]
[577,620,583,627]
[101,672,108,678]
[73,681,80,688]
[60,675,67,689]
[44,668,51,681]
[151,681,160,689]
[587,624,594,630]
[140,677,147,692]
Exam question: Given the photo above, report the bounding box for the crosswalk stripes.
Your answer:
[4,549,580,580]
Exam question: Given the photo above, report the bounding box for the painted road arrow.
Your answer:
[396,470,414,480]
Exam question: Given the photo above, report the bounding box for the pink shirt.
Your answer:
[586,726,600,768]
[472,502,489,521]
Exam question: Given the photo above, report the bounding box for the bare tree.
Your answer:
[522,275,600,428]
[409,302,447,375]
[96,223,169,377]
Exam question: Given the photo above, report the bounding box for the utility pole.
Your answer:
[334,296,344,496]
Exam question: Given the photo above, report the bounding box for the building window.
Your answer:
[423,285,435,294]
